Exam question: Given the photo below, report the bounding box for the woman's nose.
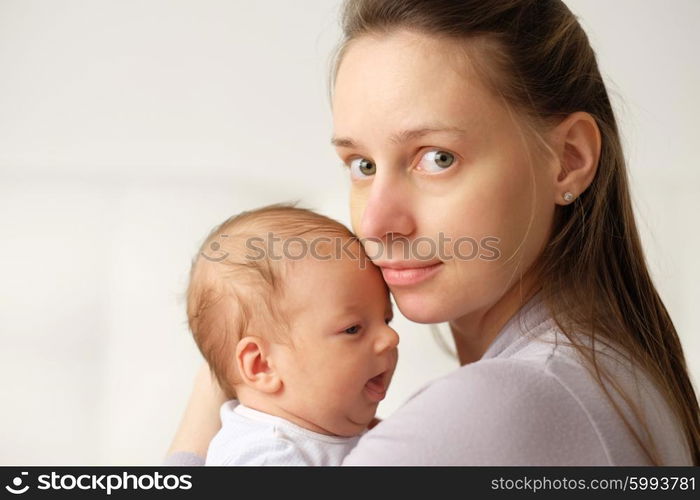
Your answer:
[359,172,415,241]
[374,324,400,354]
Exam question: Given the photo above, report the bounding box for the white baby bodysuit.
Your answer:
[205,400,362,466]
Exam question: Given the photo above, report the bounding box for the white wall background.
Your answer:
[0,0,697,465]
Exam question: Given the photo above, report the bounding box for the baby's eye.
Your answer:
[416,150,455,173]
[344,325,361,335]
[348,158,376,179]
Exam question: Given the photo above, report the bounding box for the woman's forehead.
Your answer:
[332,32,500,139]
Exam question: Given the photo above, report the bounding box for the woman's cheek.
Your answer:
[349,186,368,236]
[436,186,526,272]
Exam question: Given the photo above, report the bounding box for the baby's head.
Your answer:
[186,204,399,436]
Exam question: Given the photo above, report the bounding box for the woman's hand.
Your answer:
[166,362,230,459]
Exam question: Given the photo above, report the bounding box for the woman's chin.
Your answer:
[392,291,452,324]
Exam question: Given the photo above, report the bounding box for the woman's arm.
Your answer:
[165,362,229,461]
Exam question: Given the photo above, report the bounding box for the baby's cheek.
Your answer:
[329,375,361,408]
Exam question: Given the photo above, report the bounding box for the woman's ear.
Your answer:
[235,336,282,394]
[549,111,602,205]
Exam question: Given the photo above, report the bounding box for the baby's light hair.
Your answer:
[186,202,358,398]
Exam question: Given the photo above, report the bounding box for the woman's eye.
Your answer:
[385,316,393,325]
[344,325,361,335]
[348,158,376,179]
[417,150,455,173]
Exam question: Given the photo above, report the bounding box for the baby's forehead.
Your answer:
[283,251,387,304]
[284,240,370,274]
[260,228,357,261]
[283,255,390,310]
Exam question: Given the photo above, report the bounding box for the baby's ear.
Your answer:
[235,337,282,394]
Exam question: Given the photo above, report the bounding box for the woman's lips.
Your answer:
[365,373,387,402]
[379,261,443,286]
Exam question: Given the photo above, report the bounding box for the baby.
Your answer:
[185,203,399,465]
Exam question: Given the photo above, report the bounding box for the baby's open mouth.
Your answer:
[365,371,388,402]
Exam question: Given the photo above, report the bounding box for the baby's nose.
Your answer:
[375,324,400,353]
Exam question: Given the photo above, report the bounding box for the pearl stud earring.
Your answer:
[563,192,575,203]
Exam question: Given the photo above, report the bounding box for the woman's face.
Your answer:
[331,31,559,324]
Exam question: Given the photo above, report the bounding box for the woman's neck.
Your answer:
[449,274,541,365]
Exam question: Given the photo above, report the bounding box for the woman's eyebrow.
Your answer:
[331,125,468,148]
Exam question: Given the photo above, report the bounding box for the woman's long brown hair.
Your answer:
[330,0,699,465]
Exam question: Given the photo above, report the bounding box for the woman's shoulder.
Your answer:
[397,318,598,419]
[343,352,610,465]
[343,320,692,465]
[495,319,692,465]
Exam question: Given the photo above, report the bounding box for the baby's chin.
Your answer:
[327,412,376,438]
